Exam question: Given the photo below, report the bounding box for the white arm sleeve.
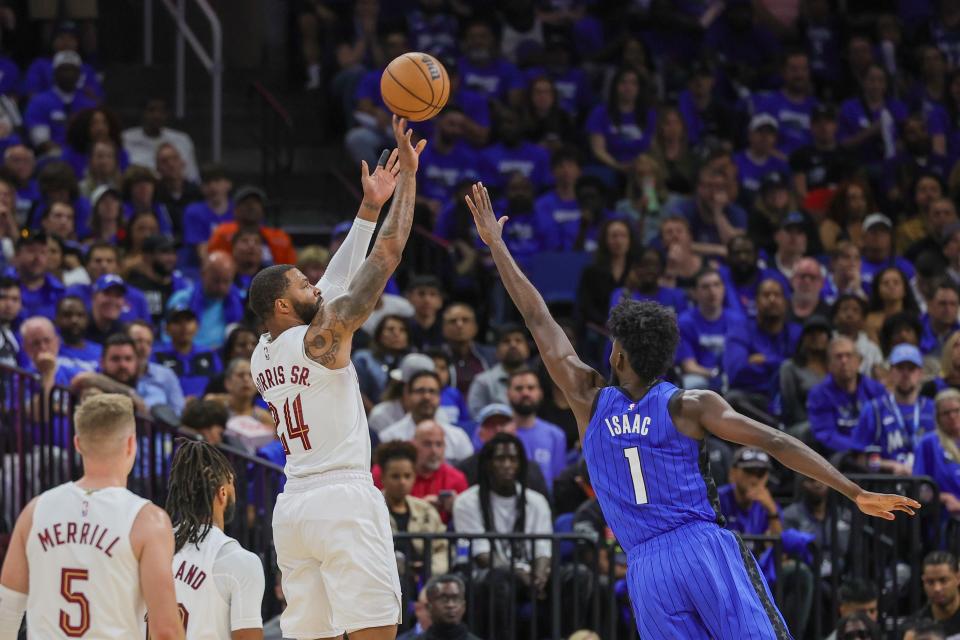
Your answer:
[213,542,265,631]
[318,218,377,300]
[0,585,27,640]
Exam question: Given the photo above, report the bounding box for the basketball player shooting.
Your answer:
[248,115,424,640]
[464,182,921,639]
[0,394,184,640]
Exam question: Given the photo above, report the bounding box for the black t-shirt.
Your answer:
[390,507,413,563]
[126,271,176,326]
[789,145,857,191]
[916,602,960,637]
[85,319,126,345]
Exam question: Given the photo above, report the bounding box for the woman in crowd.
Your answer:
[586,66,656,175]
[649,106,695,194]
[576,218,637,343]
[204,325,260,395]
[913,388,960,517]
[921,332,960,398]
[865,266,921,343]
[63,106,128,178]
[353,314,411,412]
[207,357,272,425]
[120,210,161,276]
[780,317,830,437]
[520,75,575,153]
[820,178,875,252]
[85,185,122,246]
[121,165,173,235]
[78,139,122,199]
[614,153,670,244]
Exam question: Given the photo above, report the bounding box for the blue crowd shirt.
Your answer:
[59,340,102,372]
[753,91,819,155]
[457,56,524,102]
[182,201,234,246]
[18,273,65,321]
[667,196,748,245]
[0,56,20,97]
[533,191,581,251]
[676,307,744,371]
[515,417,567,491]
[585,104,657,164]
[524,65,592,116]
[733,151,791,203]
[24,57,104,99]
[717,265,783,318]
[610,286,689,317]
[837,97,908,164]
[806,374,887,453]
[166,284,245,350]
[410,87,491,144]
[860,256,916,289]
[152,345,222,399]
[718,483,775,535]
[65,282,151,325]
[854,394,936,464]
[919,313,960,355]
[418,140,480,204]
[913,431,960,498]
[480,142,552,191]
[138,361,186,415]
[724,318,802,397]
[23,89,97,147]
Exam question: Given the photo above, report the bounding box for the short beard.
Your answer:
[511,401,539,417]
[292,298,320,325]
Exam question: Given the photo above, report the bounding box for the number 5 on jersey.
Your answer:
[624,447,649,505]
[269,394,311,454]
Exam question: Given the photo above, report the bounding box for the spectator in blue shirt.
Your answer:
[23,51,97,153]
[718,447,782,537]
[182,164,233,263]
[921,281,960,358]
[768,211,810,293]
[65,242,150,324]
[609,246,688,317]
[410,57,491,149]
[725,278,802,421]
[719,235,781,318]
[704,1,781,88]
[480,108,552,192]
[20,315,84,390]
[23,22,103,101]
[166,251,245,351]
[12,230,64,321]
[507,368,566,492]
[677,268,742,390]
[854,344,936,474]
[838,64,908,167]
[54,295,101,371]
[524,33,592,119]
[882,116,951,210]
[457,18,524,106]
[754,50,819,156]
[4,144,41,224]
[126,320,185,417]
[914,389,960,517]
[666,165,747,254]
[406,0,459,60]
[533,147,582,250]
[154,303,224,400]
[85,274,132,345]
[491,173,550,271]
[586,67,656,175]
[417,107,480,214]
[859,214,917,288]
[807,336,887,455]
[734,114,791,206]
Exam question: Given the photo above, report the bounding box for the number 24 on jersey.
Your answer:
[268,394,312,454]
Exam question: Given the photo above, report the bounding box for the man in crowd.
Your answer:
[11,230,63,319]
[85,274,129,345]
[166,251,245,350]
[920,280,960,358]
[677,268,740,390]
[718,447,782,538]
[54,295,100,370]
[125,235,190,325]
[70,334,153,414]
[0,276,19,368]
[822,579,880,640]
[442,302,494,395]
[860,213,916,287]
[406,275,445,351]
[380,370,474,462]
[67,242,150,323]
[411,574,483,640]
[507,368,567,491]
[830,293,883,375]
[155,142,203,235]
[183,164,233,260]
[915,552,960,636]
[23,51,97,152]
[126,320,185,417]
[153,304,222,400]
[206,186,296,266]
[20,315,84,392]
[807,336,886,454]
[720,235,779,318]
[467,323,530,417]
[122,97,199,180]
[788,257,830,323]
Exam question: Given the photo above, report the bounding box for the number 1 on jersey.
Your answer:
[623,447,649,505]
[268,394,312,454]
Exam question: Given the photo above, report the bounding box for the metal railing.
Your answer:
[143,0,223,161]
[249,81,295,198]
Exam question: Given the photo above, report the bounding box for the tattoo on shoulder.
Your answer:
[306,327,342,366]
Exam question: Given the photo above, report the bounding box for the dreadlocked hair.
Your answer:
[477,432,529,561]
[165,438,235,553]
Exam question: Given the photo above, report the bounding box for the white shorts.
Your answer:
[273,470,402,639]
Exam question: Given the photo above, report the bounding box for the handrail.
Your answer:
[144,0,223,162]
[249,81,295,196]
[251,81,293,128]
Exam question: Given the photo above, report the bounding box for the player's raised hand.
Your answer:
[855,490,921,520]
[360,148,400,210]
[393,115,427,173]
[465,182,507,246]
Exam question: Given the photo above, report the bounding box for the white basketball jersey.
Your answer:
[25,482,149,638]
[250,324,370,481]
[171,526,232,639]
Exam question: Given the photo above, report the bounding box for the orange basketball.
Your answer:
[380,52,450,122]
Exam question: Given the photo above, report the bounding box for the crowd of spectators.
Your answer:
[18,0,960,638]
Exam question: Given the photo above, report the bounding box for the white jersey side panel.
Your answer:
[250,324,370,481]
[172,526,232,640]
[25,482,149,638]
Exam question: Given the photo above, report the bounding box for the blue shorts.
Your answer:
[626,521,792,639]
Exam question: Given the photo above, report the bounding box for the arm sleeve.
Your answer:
[213,543,265,631]
[318,218,377,299]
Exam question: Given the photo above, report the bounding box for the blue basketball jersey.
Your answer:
[582,382,722,552]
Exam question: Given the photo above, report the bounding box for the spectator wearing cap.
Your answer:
[718,235,783,318]
[122,97,200,182]
[807,335,886,454]
[11,230,64,320]
[121,164,173,236]
[789,103,856,198]
[154,143,202,237]
[677,268,743,390]
[480,109,552,192]
[467,323,530,418]
[206,185,296,266]
[831,293,884,377]
[854,344,935,474]
[838,64,907,166]
[153,301,223,400]
[55,294,100,371]
[166,251,244,350]
[125,234,190,326]
[126,320,185,417]
[718,447,782,538]
[65,241,151,323]
[753,50,819,156]
[24,21,103,101]
[457,402,549,496]
[182,164,233,262]
[779,315,831,437]
[666,164,747,254]
[442,302,495,396]
[369,352,438,434]
[406,275,445,351]
[380,370,474,462]
[23,50,98,153]
[725,278,802,421]
[586,66,656,175]
[352,314,411,411]
[860,213,917,287]
[416,108,482,214]
[733,113,792,206]
[84,274,127,345]
[372,419,469,525]
[920,281,960,358]
[86,185,122,246]
[787,257,831,324]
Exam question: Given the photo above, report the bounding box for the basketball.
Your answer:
[380,52,450,122]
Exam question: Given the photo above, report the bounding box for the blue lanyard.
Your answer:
[889,394,922,436]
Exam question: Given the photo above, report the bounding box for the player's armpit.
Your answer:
[132,505,184,640]
[526,316,603,421]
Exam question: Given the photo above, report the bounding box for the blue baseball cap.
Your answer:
[93,274,126,294]
[889,343,923,368]
[476,403,513,424]
[166,301,197,322]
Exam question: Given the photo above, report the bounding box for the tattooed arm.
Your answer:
[303,116,426,369]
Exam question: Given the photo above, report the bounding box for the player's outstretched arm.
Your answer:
[465,182,604,429]
[0,499,34,640]
[677,389,921,521]
[133,504,184,640]
[304,116,425,368]
[317,148,400,296]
